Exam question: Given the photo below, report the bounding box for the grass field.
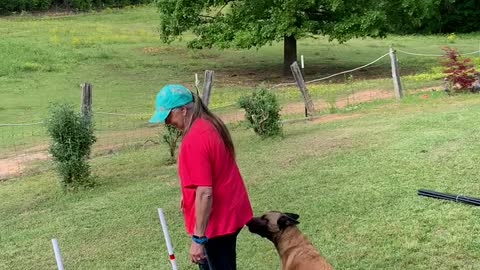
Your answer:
[2,92,480,269]
[2,4,480,270]
[1,5,479,150]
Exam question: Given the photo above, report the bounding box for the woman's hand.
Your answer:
[189,242,206,264]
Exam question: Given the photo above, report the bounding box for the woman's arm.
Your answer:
[194,186,213,236]
[190,186,213,264]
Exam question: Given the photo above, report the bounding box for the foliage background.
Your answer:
[0,0,150,13]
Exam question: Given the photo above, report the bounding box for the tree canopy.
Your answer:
[157,0,441,74]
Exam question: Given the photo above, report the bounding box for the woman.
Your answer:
[149,84,253,270]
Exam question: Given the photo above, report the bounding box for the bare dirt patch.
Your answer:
[336,89,393,106]
[0,127,158,181]
[0,152,49,180]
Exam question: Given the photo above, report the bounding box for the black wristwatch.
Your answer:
[192,235,209,244]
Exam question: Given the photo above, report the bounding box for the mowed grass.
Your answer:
[2,93,480,269]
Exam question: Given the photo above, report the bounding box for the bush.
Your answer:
[162,125,181,163]
[45,103,96,191]
[238,87,282,138]
[440,46,477,93]
[0,0,52,13]
[69,0,93,11]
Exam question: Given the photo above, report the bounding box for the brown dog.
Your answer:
[246,211,333,270]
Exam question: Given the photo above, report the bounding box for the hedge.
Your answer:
[0,0,151,13]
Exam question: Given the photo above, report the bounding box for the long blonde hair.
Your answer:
[184,94,235,158]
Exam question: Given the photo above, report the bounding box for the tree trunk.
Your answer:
[283,35,297,76]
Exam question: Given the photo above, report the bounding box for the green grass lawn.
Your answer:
[2,92,480,269]
[2,5,480,270]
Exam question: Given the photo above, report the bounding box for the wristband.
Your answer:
[191,235,208,244]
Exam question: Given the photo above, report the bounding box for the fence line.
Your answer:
[396,49,442,57]
[270,52,390,89]
[0,112,149,126]
[462,50,480,56]
[95,111,150,117]
[2,46,479,127]
[0,122,44,127]
[7,45,475,179]
[397,49,480,57]
[305,52,391,84]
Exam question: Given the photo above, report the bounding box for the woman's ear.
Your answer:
[181,106,187,116]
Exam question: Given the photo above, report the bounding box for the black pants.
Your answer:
[198,229,241,270]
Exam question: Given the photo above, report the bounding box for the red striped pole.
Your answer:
[157,208,178,270]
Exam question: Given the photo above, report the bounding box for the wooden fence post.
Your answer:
[81,83,92,119]
[202,70,214,107]
[389,48,403,100]
[290,61,315,116]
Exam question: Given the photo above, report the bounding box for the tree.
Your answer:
[416,0,480,34]
[157,0,440,75]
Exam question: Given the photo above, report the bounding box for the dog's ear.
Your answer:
[284,213,300,221]
[278,214,300,229]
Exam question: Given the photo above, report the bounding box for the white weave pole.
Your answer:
[51,239,64,270]
[157,208,178,270]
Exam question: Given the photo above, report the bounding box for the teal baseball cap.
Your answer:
[149,84,193,123]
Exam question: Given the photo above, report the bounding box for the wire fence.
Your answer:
[397,48,480,57]
[270,52,392,89]
[1,46,480,180]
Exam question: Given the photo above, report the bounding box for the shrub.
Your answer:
[238,87,282,138]
[45,103,96,191]
[440,47,477,93]
[70,0,93,11]
[446,33,457,43]
[162,125,181,163]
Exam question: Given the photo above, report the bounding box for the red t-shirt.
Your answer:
[178,118,253,238]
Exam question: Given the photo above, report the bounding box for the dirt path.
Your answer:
[0,152,49,180]
[0,89,396,180]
